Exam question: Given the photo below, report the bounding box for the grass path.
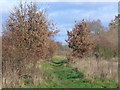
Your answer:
[27,56,118,88]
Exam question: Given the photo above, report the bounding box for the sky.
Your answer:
[0,0,118,44]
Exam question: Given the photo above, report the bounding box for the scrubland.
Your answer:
[1,2,119,88]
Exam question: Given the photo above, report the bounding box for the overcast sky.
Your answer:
[0,1,118,44]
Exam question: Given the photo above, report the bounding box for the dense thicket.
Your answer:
[93,17,118,59]
[2,3,58,87]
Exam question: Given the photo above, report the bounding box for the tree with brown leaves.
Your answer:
[2,2,58,87]
[66,20,95,58]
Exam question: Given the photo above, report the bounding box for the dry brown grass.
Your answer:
[71,57,118,82]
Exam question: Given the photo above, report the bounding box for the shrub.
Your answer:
[93,16,118,59]
[66,20,95,58]
[2,2,58,87]
[94,35,117,59]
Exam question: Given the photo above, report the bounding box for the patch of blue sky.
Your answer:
[44,2,117,44]
[1,1,118,44]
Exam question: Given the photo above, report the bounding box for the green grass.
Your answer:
[27,56,118,88]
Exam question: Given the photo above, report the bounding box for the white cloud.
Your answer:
[49,2,117,26]
[0,1,118,41]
